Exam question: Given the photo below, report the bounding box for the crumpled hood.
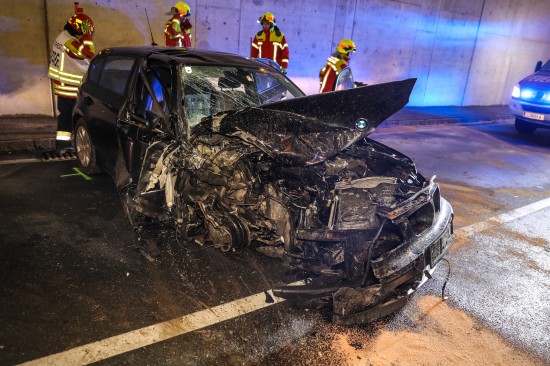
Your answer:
[195,78,416,166]
[260,78,416,129]
[204,108,366,165]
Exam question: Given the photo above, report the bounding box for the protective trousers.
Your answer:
[56,96,76,149]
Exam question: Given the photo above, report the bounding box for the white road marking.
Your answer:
[457,197,550,237]
[18,197,550,365]
[0,157,76,165]
[0,158,43,165]
[19,284,303,366]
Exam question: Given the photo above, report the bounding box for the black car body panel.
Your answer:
[261,78,416,131]
[73,47,455,324]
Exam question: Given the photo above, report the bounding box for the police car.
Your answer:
[509,59,550,134]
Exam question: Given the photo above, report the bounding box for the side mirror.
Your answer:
[535,61,543,73]
[144,110,162,130]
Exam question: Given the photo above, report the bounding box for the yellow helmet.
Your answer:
[258,12,276,25]
[337,39,356,54]
[173,1,191,16]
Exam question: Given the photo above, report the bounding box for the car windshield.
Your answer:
[180,64,305,127]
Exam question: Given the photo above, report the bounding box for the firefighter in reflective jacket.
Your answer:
[164,1,192,47]
[251,12,289,73]
[319,39,356,93]
[48,3,95,150]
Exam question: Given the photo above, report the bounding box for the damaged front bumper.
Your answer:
[272,197,455,325]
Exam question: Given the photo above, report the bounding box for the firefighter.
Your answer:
[48,3,95,151]
[164,1,192,47]
[319,39,356,93]
[250,12,289,73]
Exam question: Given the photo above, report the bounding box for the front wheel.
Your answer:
[515,118,537,134]
[74,119,100,174]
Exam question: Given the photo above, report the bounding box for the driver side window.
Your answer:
[255,72,287,104]
[134,67,171,128]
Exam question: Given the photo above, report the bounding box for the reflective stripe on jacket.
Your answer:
[319,52,349,93]
[250,27,289,69]
[165,16,192,47]
[48,30,93,98]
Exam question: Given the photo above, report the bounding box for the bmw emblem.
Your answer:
[355,118,368,130]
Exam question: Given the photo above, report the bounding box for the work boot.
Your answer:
[44,140,76,160]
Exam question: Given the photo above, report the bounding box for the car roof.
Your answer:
[97,46,265,68]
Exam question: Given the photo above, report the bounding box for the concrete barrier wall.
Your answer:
[0,0,53,116]
[1,0,550,115]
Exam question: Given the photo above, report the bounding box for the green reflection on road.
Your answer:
[61,167,92,181]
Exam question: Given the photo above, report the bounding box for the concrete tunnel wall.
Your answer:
[1,0,550,116]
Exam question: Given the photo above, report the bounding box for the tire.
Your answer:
[515,118,537,134]
[74,119,100,174]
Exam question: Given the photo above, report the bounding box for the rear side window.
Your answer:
[87,57,105,84]
[98,56,136,96]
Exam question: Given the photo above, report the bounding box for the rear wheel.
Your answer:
[74,119,100,174]
[515,118,537,134]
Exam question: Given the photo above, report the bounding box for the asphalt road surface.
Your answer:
[0,120,549,366]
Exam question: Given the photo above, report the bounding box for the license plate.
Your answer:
[429,226,451,268]
[523,112,545,120]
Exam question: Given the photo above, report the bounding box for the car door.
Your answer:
[81,55,138,174]
[116,60,176,212]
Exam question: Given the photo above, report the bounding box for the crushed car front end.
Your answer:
[270,140,455,324]
[223,128,456,325]
[180,105,455,325]
[107,55,455,324]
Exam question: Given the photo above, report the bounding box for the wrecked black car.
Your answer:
[73,47,454,325]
